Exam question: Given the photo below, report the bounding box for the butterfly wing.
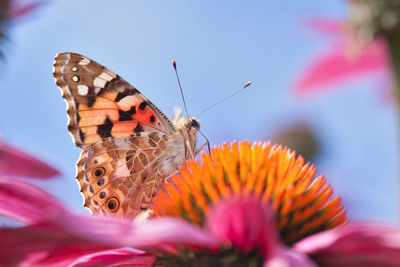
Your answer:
[77,132,172,218]
[53,52,185,218]
[53,52,176,148]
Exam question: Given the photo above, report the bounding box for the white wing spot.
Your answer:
[92,156,107,165]
[77,85,89,95]
[72,76,79,82]
[99,71,114,81]
[118,95,136,111]
[93,77,107,88]
[79,57,90,65]
[72,66,78,72]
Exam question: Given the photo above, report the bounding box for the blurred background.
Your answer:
[0,0,396,223]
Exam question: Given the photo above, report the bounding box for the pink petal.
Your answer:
[263,248,317,267]
[0,176,218,251]
[0,217,216,265]
[70,248,157,267]
[206,197,278,257]
[265,248,317,267]
[304,18,342,35]
[8,2,41,19]
[0,224,153,266]
[294,223,400,267]
[294,40,389,95]
[0,224,104,266]
[0,176,68,224]
[119,218,219,252]
[0,142,60,178]
[56,213,219,252]
[63,215,219,253]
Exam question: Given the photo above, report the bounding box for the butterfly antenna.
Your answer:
[173,60,190,118]
[195,81,252,117]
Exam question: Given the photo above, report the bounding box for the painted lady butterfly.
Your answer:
[53,52,201,218]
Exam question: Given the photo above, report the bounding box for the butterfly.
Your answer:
[53,52,203,218]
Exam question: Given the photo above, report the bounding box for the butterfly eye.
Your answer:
[93,167,106,178]
[190,119,200,129]
[106,197,119,212]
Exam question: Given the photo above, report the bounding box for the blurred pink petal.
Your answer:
[0,217,217,265]
[304,18,342,35]
[0,224,110,266]
[119,218,219,252]
[58,214,219,252]
[6,0,44,20]
[0,176,68,224]
[9,2,40,19]
[0,142,60,178]
[206,196,277,256]
[70,248,157,267]
[265,249,318,267]
[205,197,317,267]
[0,224,154,266]
[0,176,220,265]
[294,223,400,267]
[0,176,218,250]
[295,40,389,95]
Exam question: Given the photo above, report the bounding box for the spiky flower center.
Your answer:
[152,141,347,245]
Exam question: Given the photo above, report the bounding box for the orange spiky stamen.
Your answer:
[151,140,347,245]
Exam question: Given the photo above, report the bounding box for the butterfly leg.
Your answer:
[195,141,209,156]
[186,140,196,160]
[164,170,179,183]
[197,129,211,155]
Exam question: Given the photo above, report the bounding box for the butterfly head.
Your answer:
[176,117,199,160]
[184,117,200,131]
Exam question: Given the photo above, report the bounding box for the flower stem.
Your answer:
[386,32,400,222]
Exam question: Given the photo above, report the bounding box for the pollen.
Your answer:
[151,141,347,245]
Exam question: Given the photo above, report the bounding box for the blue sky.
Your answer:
[0,1,397,222]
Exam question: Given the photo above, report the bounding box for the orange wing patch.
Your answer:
[77,91,159,144]
[53,52,176,148]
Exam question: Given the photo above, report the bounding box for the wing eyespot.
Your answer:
[97,179,105,186]
[93,167,106,178]
[106,197,119,212]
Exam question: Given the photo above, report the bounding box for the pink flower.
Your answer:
[1,176,399,266]
[0,139,60,178]
[0,0,45,56]
[2,0,43,20]
[294,18,390,96]
[295,223,400,267]
[0,176,215,266]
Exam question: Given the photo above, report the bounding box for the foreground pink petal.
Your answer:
[0,224,117,266]
[26,247,156,267]
[0,176,219,249]
[294,223,400,267]
[0,176,221,265]
[0,224,155,266]
[0,176,67,224]
[264,249,317,267]
[206,197,277,256]
[0,141,60,178]
[294,40,388,95]
[206,197,317,267]
[70,248,157,267]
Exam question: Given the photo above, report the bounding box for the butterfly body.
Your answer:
[53,52,199,218]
